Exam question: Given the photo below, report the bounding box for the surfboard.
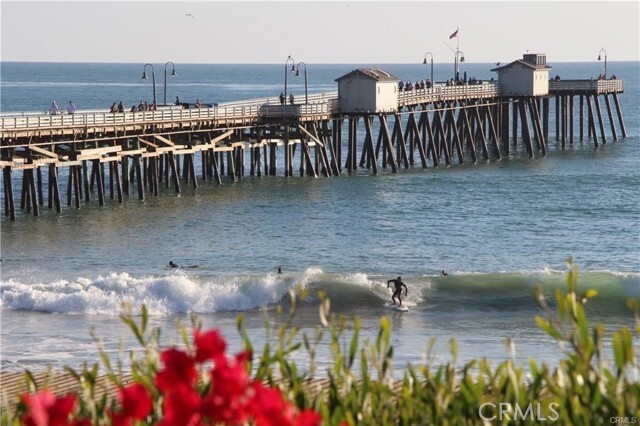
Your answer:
[384,303,409,312]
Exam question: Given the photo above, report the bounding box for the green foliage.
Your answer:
[2,261,639,425]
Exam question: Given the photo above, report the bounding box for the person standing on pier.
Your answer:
[49,101,59,115]
[67,101,76,114]
[279,92,285,105]
[289,93,295,105]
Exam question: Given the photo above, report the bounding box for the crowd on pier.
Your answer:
[398,76,492,92]
[48,96,210,115]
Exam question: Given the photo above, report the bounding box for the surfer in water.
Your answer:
[168,260,198,269]
[387,276,408,307]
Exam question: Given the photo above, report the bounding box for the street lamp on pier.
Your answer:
[294,62,308,104]
[422,52,434,85]
[455,50,465,81]
[164,61,177,106]
[598,48,607,78]
[141,63,157,108]
[284,55,296,103]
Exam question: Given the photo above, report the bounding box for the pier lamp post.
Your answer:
[422,52,434,85]
[141,63,157,108]
[454,50,465,81]
[598,48,607,78]
[163,61,177,106]
[294,62,308,104]
[284,55,296,103]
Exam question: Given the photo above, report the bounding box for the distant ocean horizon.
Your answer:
[1,61,638,375]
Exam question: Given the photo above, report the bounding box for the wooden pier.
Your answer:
[0,74,626,220]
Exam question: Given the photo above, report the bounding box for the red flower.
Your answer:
[194,329,226,363]
[249,382,295,426]
[155,348,197,391]
[158,383,202,426]
[119,383,153,419]
[20,391,76,426]
[249,382,322,426]
[295,410,323,426]
[200,354,252,424]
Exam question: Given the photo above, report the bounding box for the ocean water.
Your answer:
[1,61,639,375]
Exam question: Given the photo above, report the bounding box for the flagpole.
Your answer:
[455,28,459,81]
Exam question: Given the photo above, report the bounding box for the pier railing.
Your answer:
[0,92,341,132]
[398,82,500,106]
[549,79,624,94]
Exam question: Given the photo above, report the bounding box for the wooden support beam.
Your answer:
[433,106,451,165]
[567,96,574,144]
[82,160,91,202]
[461,104,477,163]
[585,95,598,148]
[407,112,427,168]
[92,159,105,206]
[527,98,546,156]
[445,105,463,164]
[542,97,549,147]
[518,99,534,158]
[28,145,58,159]
[578,95,584,141]
[420,108,438,167]
[483,102,501,159]
[152,134,176,146]
[612,93,627,138]
[396,115,409,169]
[378,115,397,173]
[472,103,489,160]
[593,95,607,144]
[363,116,378,174]
[603,94,618,141]
[4,167,16,220]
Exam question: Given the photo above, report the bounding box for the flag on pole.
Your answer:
[449,28,459,39]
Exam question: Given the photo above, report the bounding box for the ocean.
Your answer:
[1,61,639,376]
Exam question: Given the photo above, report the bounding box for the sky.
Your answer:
[1,0,639,64]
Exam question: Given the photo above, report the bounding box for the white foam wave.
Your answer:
[0,272,297,315]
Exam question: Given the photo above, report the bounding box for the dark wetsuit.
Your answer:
[387,277,408,306]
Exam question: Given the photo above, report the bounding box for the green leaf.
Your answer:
[535,316,562,340]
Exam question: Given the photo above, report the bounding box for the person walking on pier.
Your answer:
[49,101,59,115]
[67,101,76,114]
[387,276,408,307]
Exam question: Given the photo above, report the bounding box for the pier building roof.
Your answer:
[491,53,552,72]
[335,68,400,82]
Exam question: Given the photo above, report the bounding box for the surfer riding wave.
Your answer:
[387,276,408,307]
